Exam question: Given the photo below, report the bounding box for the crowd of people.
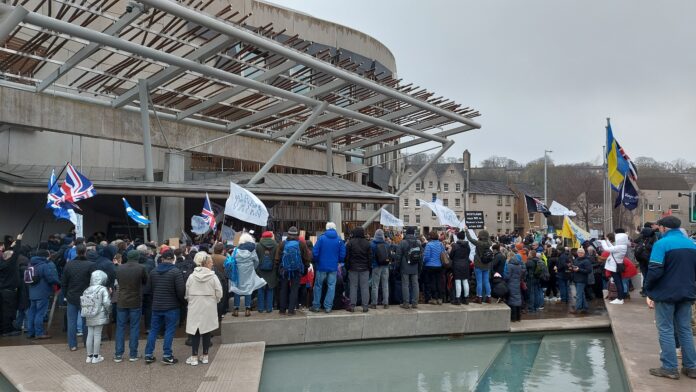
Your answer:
[0,217,694,379]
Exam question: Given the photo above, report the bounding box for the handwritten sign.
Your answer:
[191,215,210,235]
[379,208,404,227]
[224,182,269,227]
[464,211,484,230]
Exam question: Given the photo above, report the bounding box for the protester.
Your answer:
[505,254,525,322]
[466,229,493,304]
[398,227,422,309]
[275,227,311,315]
[345,227,372,312]
[490,272,509,303]
[114,246,148,363]
[256,231,279,314]
[369,229,390,309]
[26,249,60,339]
[144,249,185,365]
[62,244,93,351]
[602,232,628,305]
[311,223,345,313]
[635,222,657,297]
[185,252,222,366]
[227,233,265,317]
[645,216,696,380]
[571,247,592,314]
[0,234,21,336]
[82,270,111,364]
[449,231,471,305]
[422,231,445,305]
[525,250,546,313]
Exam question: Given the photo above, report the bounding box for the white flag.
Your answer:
[549,201,577,216]
[418,199,460,228]
[379,208,404,227]
[224,182,269,227]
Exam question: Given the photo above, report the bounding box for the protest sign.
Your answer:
[463,211,484,230]
[224,182,269,227]
[379,208,404,227]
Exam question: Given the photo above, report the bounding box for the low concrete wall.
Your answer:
[221,304,510,346]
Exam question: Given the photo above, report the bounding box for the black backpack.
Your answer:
[407,240,422,265]
[481,248,494,264]
[635,237,653,263]
[375,243,390,266]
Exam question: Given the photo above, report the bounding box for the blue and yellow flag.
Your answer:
[606,123,630,191]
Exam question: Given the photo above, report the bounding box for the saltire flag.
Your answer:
[46,169,73,221]
[122,198,151,225]
[201,193,216,231]
[525,194,551,217]
[614,176,639,210]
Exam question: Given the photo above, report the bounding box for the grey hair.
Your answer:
[326,222,336,230]
[136,244,149,254]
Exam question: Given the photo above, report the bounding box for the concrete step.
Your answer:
[0,345,105,392]
[197,342,265,392]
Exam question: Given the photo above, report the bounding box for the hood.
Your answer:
[86,250,100,262]
[90,269,108,286]
[259,237,277,248]
[324,229,338,239]
[238,242,256,252]
[615,233,629,247]
[640,227,655,238]
[191,266,216,283]
[155,263,177,274]
[478,230,490,241]
[19,245,32,257]
[30,256,48,266]
[373,229,385,242]
[456,240,469,247]
[99,245,117,260]
[351,227,365,239]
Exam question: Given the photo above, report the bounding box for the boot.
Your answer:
[485,297,492,304]
[452,299,461,306]
[474,296,482,304]
[245,308,251,317]
[436,299,442,305]
[232,308,239,317]
[463,297,469,305]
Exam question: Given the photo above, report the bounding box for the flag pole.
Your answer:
[20,162,70,235]
[605,118,614,234]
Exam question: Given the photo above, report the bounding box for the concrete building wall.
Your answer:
[641,189,692,228]
[468,193,515,235]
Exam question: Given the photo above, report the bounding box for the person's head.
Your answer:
[528,249,537,259]
[457,231,466,240]
[136,244,149,256]
[75,244,87,258]
[606,233,615,242]
[160,249,175,263]
[492,244,500,252]
[577,247,586,257]
[326,222,336,231]
[656,216,681,234]
[239,233,255,245]
[428,231,439,241]
[113,253,122,265]
[287,226,299,239]
[374,229,385,242]
[193,251,213,269]
[213,242,224,255]
[406,227,415,236]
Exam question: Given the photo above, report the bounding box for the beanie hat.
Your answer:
[374,229,385,242]
[493,272,502,278]
[657,216,681,229]
[288,226,299,235]
[406,227,415,235]
[161,249,175,261]
[126,250,140,263]
[159,245,170,255]
[261,231,274,238]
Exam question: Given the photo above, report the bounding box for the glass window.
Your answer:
[472,194,477,203]
[505,212,511,222]
[497,211,502,222]
[497,195,503,206]
[416,199,421,207]
[444,183,449,192]
[443,199,449,207]
[415,183,421,191]
[670,204,680,211]
[432,193,437,202]
[455,183,461,192]
[404,215,410,223]
[529,213,535,222]
[505,196,511,206]
[429,181,433,188]
[404,198,409,207]
[416,215,421,223]
[455,198,461,207]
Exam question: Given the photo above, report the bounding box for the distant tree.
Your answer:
[480,156,522,169]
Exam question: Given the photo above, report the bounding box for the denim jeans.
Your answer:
[558,278,569,303]
[233,294,251,309]
[575,282,588,311]
[257,285,274,313]
[67,302,86,349]
[26,298,49,337]
[401,273,419,305]
[313,271,337,310]
[611,271,625,300]
[371,266,389,305]
[475,268,491,297]
[14,309,26,331]
[145,308,180,358]
[115,307,141,358]
[527,282,541,312]
[655,301,696,370]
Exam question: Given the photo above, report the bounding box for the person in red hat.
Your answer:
[255,231,278,313]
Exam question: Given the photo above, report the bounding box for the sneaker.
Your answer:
[400,303,410,310]
[411,304,418,309]
[86,356,93,363]
[144,356,156,364]
[129,356,140,362]
[199,355,209,364]
[681,367,696,379]
[369,304,377,309]
[362,307,369,313]
[649,367,679,380]
[161,356,178,365]
[324,309,332,314]
[92,355,104,364]
[610,299,624,305]
[538,306,544,310]
[185,356,199,366]
[383,304,389,309]
[77,332,83,337]
[113,355,123,363]
[309,307,320,313]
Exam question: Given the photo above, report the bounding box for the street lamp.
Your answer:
[544,150,553,231]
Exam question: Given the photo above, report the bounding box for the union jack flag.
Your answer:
[201,193,216,230]
[48,163,96,208]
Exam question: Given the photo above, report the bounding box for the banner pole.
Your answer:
[21,162,69,235]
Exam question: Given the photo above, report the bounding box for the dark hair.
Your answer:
[614,228,626,234]
[75,244,87,256]
[492,244,500,251]
[428,231,439,241]
[75,237,85,245]
[457,231,466,240]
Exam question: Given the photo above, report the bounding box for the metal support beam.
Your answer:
[361,140,455,229]
[247,101,328,185]
[0,4,27,45]
[363,125,474,158]
[19,9,449,144]
[140,0,481,130]
[343,116,454,152]
[326,132,333,176]
[37,3,144,92]
[177,60,296,120]
[139,79,158,242]
[113,34,233,108]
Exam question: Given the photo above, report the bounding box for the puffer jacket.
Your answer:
[467,230,493,270]
[398,234,422,275]
[423,239,445,268]
[449,240,471,279]
[603,233,629,273]
[345,227,372,272]
[505,255,525,306]
[83,270,111,327]
[27,256,60,301]
[313,229,346,272]
[146,263,185,311]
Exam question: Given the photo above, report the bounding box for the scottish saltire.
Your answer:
[46,169,73,221]
[201,193,216,230]
[122,198,151,225]
[379,208,404,227]
[524,194,550,216]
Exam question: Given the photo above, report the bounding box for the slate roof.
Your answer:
[404,163,467,181]
[511,183,543,198]
[637,175,689,191]
[469,180,515,196]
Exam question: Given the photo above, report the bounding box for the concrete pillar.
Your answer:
[159,152,186,241]
[325,132,342,235]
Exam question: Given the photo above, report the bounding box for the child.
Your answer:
[81,270,111,364]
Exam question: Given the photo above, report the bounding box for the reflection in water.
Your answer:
[260,333,627,392]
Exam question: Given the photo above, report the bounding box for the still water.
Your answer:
[260,332,627,392]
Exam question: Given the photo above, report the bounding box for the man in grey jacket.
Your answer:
[398,227,423,309]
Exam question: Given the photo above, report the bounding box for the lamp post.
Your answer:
[544,149,553,231]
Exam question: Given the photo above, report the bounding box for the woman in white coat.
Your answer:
[185,251,223,366]
[601,232,629,304]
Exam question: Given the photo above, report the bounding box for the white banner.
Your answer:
[191,215,210,235]
[225,182,269,227]
[379,208,404,227]
[549,201,577,216]
[418,199,461,228]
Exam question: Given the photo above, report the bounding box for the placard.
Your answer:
[233,232,242,246]
[464,211,485,230]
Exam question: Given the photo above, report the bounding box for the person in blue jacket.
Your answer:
[422,231,445,305]
[27,249,60,339]
[310,222,346,313]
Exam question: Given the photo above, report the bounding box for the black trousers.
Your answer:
[0,289,17,333]
[510,305,521,321]
[190,330,211,356]
[279,275,300,312]
[423,267,443,301]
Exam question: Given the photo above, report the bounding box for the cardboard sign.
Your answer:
[464,211,485,230]
[309,236,317,245]
[233,232,242,246]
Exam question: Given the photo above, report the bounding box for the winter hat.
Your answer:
[494,272,502,278]
[261,231,274,238]
[515,243,525,251]
[161,249,175,261]
[288,226,299,235]
[374,229,385,242]
[159,245,171,255]
[126,250,140,263]
[657,216,681,229]
[406,227,415,235]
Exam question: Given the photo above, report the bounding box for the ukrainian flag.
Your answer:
[606,123,630,191]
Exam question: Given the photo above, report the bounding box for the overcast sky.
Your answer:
[269,0,695,166]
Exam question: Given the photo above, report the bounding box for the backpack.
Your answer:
[281,241,304,277]
[533,259,549,281]
[80,288,101,319]
[635,237,653,263]
[407,241,422,265]
[259,247,274,271]
[23,265,40,285]
[481,248,494,264]
[375,243,390,266]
